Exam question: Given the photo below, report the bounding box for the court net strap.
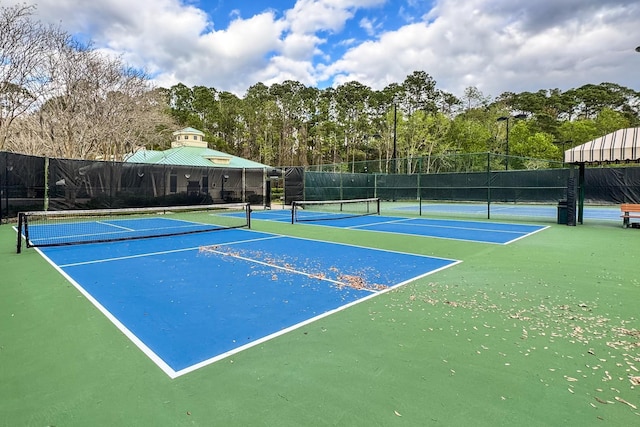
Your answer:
[16,203,251,253]
[291,198,380,224]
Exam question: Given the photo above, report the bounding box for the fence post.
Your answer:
[486,152,491,220]
[374,174,378,199]
[3,151,10,222]
[44,157,49,211]
[0,152,4,224]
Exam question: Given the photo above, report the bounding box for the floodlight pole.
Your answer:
[554,140,573,167]
[496,116,509,170]
[496,114,527,170]
[392,103,397,174]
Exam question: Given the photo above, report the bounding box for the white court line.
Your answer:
[504,225,550,244]
[35,246,178,379]
[348,216,533,235]
[346,217,415,229]
[361,218,530,235]
[97,220,134,231]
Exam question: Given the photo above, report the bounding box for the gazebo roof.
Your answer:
[172,127,205,136]
[564,127,640,164]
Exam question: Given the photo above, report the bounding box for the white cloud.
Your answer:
[281,32,325,60]
[323,0,640,97]
[359,17,377,36]
[285,0,355,34]
[4,0,640,98]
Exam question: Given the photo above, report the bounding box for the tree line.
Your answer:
[3,3,639,170]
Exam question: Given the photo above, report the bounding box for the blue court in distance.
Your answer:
[251,209,548,244]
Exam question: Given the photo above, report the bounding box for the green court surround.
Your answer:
[1,215,639,426]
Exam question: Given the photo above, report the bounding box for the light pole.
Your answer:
[392,103,397,173]
[496,113,527,170]
[553,140,573,167]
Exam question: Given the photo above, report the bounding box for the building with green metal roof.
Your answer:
[125,127,271,169]
[124,128,272,203]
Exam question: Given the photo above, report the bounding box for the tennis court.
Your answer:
[251,208,547,244]
[393,202,621,221]
[29,214,459,378]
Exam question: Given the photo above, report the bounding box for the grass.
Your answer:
[1,214,639,426]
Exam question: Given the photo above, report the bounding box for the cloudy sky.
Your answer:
[13,0,640,99]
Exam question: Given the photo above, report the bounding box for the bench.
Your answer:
[620,203,640,228]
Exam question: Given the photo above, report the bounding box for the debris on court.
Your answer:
[392,279,640,419]
[336,274,387,291]
[614,396,637,410]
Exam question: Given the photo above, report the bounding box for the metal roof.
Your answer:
[564,127,640,164]
[125,146,271,169]
[172,127,204,136]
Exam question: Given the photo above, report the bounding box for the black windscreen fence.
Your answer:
[583,167,640,203]
[4,150,640,223]
[284,167,304,205]
[1,151,266,221]
[1,152,47,219]
[299,168,573,204]
[303,171,376,201]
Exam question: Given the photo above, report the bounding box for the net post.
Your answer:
[16,212,23,253]
[16,212,29,254]
[291,201,296,224]
[376,198,381,215]
[246,203,251,229]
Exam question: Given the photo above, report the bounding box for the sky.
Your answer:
[11,0,640,99]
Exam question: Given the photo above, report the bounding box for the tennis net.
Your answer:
[291,198,380,224]
[16,203,251,253]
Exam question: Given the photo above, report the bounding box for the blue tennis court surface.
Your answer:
[251,210,547,244]
[35,218,459,378]
[393,202,621,221]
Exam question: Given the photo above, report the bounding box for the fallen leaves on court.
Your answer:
[387,280,640,418]
[198,244,387,291]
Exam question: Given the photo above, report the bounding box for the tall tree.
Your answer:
[242,82,276,165]
[9,40,174,159]
[461,86,490,112]
[333,81,373,169]
[0,4,68,149]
